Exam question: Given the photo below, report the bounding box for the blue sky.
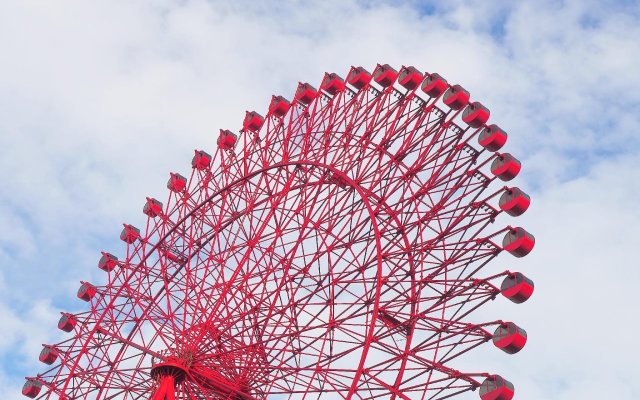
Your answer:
[0,0,639,399]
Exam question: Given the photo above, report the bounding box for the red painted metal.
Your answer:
[39,345,58,365]
[501,272,535,303]
[218,129,238,150]
[443,84,470,110]
[57,313,76,332]
[143,197,163,218]
[268,95,290,117]
[347,66,372,89]
[491,153,522,181]
[21,379,42,398]
[462,101,490,127]
[119,224,140,244]
[243,111,264,132]
[478,124,508,151]
[503,227,535,257]
[499,187,531,216]
[27,64,536,400]
[167,172,187,193]
[97,251,118,271]
[373,63,398,87]
[76,282,97,302]
[321,72,346,95]
[493,322,527,354]
[479,375,515,400]
[397,65,423,90]
[294,82,318,104]
[191,150,212,170]
[151,373,177,400]
[421,72,448,97]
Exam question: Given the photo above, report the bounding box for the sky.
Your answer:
[0,0,639,398]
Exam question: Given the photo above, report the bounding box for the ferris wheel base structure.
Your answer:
[23,64,536,400]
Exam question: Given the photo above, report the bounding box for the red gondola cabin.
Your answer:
[295,82,317,105]
[421,73,448,97]
[39,345,59,365]
[143,197,163,218]
[443,84,470,110]
[22,379,42,398]
[462,101,490,128]
[120,224,141,244]
[373,64,398,87]
[269,95,291,117]
[167,172,187,193]
[191,150,211,170]
[58,313,77,332]
[490,153,521,181]
[478,124,508,152]
[499,187,530,216]
[502,227,535,257]
[397,66,423,90]
[347,66,372,90]
[218,130,237,150]
[501,272,534,303]
[98,252,118,272]
[479,375,514,400]
[321,73,346,95]
[243,111,264,132]
[77,282,97,302]
[165,248,186,264]
[493,322,527,354]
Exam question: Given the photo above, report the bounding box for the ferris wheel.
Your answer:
[23,64,535,400]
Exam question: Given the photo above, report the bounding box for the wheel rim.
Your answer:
[27,65,534,400]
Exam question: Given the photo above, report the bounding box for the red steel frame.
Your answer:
[25,65,532,400]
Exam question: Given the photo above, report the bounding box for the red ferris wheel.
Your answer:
[23,64,535,400]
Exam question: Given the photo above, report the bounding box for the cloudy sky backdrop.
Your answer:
[1,0,639,398]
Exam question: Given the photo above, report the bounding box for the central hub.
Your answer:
[150,354,249,399]
[149,323,265,399]
[150,356,188,385]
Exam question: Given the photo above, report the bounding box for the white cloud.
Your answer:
[0,0,639,399]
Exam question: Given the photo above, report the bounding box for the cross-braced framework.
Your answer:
[24,64,535,400]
